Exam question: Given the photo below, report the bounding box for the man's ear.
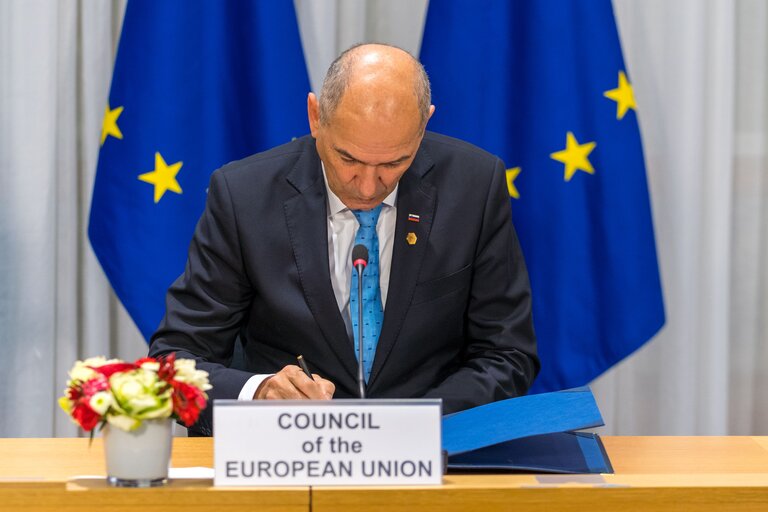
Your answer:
[307,92,321,137]
[418,105,436,136]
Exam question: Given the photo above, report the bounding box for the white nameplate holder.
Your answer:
[213,399,442,486]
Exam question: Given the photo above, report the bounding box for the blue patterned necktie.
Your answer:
[350,205,384,382]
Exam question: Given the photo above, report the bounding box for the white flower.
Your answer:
[173,359,212,391]
[174,359,196,373]
[109,369,172,421]
[106,413,140,432]
[140,361,160,371]
[116,378,144,398]
[68,356,121,382]
[88,391,113,415]
[69,360,100,382]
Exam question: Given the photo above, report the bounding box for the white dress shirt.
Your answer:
[239,164,398,399]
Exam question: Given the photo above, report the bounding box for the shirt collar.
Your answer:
[321,162,398,216]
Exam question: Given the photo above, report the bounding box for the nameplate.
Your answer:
[213,399,442,486]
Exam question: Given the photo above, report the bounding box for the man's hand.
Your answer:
[254,365,335,400]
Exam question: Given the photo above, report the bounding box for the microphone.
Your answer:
[351,244,368,399]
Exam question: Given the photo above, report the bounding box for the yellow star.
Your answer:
[138,152,183,203]
[550,132,596,182]
[505,167,521,199]
[603,71,636,120]
[100,104,124,146]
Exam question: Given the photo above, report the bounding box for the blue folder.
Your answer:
[442,387,613,474]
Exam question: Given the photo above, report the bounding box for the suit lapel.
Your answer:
[283,142,359,383]
[368,148,436,389]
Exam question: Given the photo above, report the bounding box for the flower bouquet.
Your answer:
[59,353,212,433]
[59,353,212,486]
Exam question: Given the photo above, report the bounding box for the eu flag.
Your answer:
[89,1,311,340]
[420,0,665,392]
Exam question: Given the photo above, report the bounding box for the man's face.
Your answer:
[308,92,431,211]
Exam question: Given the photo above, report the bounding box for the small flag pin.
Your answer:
[408,213,420,223]
[406,232,418,245]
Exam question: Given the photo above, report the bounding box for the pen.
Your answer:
[296,355,315,381]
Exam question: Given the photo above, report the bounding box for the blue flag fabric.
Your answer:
[420,0,665,392]
[89,1,311,340]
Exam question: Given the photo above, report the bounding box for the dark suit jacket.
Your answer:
[149,132,539,435]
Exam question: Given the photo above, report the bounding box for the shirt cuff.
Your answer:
[238,374,274,400]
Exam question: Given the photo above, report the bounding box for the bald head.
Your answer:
[318,43,432,128]
[307,44,435,210]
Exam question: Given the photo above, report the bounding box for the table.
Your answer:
[1,437,767,511]
[0,438,305,512]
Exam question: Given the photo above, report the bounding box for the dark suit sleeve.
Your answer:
[149,170,256,432]
[422,158,539,413]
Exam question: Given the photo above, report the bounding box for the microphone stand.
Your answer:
[352,243,368,399]
[356,265,366,399]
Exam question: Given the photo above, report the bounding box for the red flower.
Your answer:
[157,353,177,383]
[93,362,137,378]
[134,357,157,366]
[171,380,207,427]
[72,402,101,431]
[80,375,109,398]
[67,386,82,401]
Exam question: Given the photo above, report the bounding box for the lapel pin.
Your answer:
[406,232,417,245]
[407,213,420,223]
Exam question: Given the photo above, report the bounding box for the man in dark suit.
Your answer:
[149,43,538,435]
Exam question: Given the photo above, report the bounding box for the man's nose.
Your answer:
[358,166,380,197]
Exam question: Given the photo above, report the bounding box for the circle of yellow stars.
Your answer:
[505,70,637,198]
[100,103,184,203]
[101,72,636,203]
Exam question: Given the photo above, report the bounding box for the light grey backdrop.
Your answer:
[0,0,765,437]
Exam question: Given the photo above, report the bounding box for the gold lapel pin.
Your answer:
[406,232,417,245]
